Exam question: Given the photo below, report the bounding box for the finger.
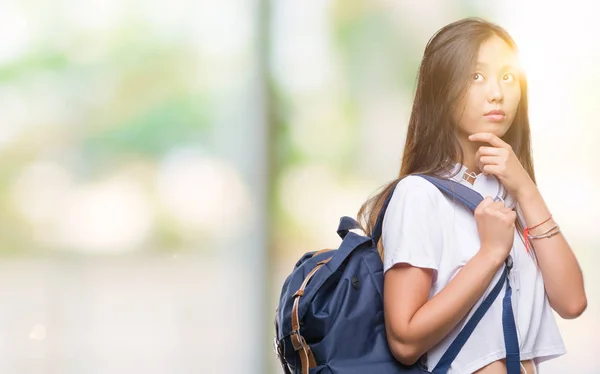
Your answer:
[481,196,495,206]
[504,210,517,224]
[476,151,499,174]
[488,208,508,221]
[478,146,502,156]
[481,164,503,176]
[479,156,501,165]
[476,196,495,210]
[468,133,509,149]
[482,200,505,213]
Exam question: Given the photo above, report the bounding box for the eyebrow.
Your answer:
[476,61,518,70]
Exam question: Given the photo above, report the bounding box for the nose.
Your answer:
[488,80,504,103]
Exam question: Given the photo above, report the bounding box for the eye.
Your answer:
[473,73,484,81]
[503,73,516,82]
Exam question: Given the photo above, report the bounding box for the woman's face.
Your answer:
[454,35,522,139]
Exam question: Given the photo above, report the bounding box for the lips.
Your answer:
[484,109,506,122]
[485,110,506,116]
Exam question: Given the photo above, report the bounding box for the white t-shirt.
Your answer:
[382,165,566,373]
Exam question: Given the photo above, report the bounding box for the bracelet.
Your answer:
[528,224,558,238]
[528,225,561,239]
[530,229,562,240]
[527,215,553,230]
[523,215,554,253]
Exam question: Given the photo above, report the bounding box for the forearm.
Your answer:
[518,186,587,318]
[405,251,503,354]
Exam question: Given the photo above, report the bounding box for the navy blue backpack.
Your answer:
[274,174,520,374]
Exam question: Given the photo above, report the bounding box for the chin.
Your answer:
[479,122,511,137]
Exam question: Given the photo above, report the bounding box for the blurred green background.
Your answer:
[0,0,597,373]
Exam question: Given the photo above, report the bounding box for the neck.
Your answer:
[457,134,482,178]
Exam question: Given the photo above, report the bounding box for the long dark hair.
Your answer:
[357,18,536,258]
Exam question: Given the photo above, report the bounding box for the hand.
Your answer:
[468,132,537,201]
[474,197,517,263]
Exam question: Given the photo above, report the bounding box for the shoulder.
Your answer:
[384,175,449,223]
[392,175,446,205]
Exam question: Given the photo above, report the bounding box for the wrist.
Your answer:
[516,182,539,202]
[475,250,505,271]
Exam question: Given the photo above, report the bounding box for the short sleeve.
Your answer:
[382,176,445,281]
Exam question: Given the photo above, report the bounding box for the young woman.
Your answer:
[358,18,587,373]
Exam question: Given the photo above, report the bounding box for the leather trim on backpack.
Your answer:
[291,256,332,374]
[311,248,335,258]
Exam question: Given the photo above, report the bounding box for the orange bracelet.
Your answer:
[527,215,553,230]
[524,215,553,252]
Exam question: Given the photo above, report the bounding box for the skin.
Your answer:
[384,35,587,374]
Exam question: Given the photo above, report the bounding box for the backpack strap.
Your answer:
[417,175,520,373]
[431,261,511,372]
[371,174,482,245]
[417,174,484,212]
[502,260,521,374]
[289,257,333,374]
